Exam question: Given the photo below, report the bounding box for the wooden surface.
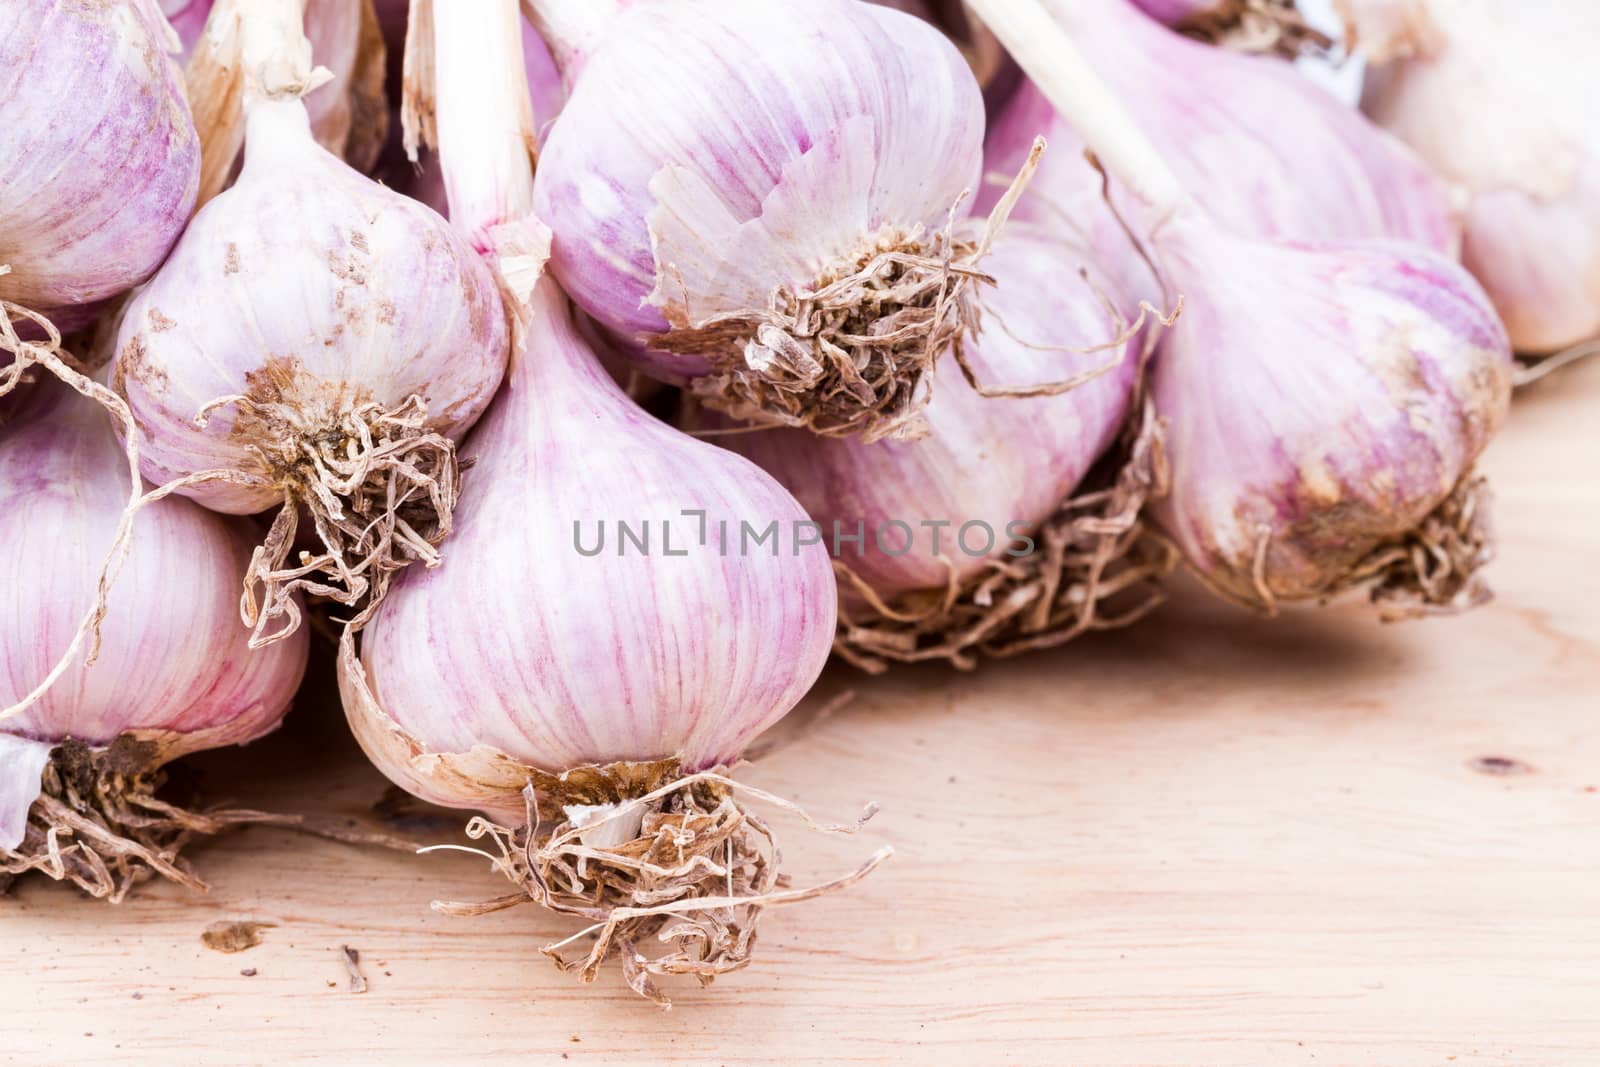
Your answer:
[5,360,1598,1066]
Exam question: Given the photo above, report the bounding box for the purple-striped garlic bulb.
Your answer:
[341,279,876,1004]
[719,225,1173,671]
[1,385,308,901]
[1344,0,1600,355]
[112,4,508,646]
[529,0,998,441]
[0,0,198,343]
[980,0,1457,268]
[1148,216,1512,612]
[973,0,1514,617]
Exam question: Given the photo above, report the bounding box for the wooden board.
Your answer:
[5,360,1598,1067]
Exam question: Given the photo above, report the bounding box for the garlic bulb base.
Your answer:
[342,632,886,1005]
[1361,472,1495,620]
[0,736,214,902]
[655,226,989,443]
[1158,0,1332,58]
[431,766,889,1008]
[832,399,1179,673]
[211,391,462,647]
[1185,471,1496,619]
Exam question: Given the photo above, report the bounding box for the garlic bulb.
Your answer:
[0,385,308,900]
[112,23,508,646]
[980,0,1457,256]
[342,278,863,1002]
[345,278,835,809]
[719,225,1172,670]
[1343,0,1600,353]
[1149,216,1512,611]
[530,0,993,440]
[972,0,1514,616]
[0,0,198,336]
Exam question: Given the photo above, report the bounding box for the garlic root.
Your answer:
[1353,473,1496,621]
[0,738,212,902]
[650,138,1047,443]
[194,393,461,647]
[1169,0,1333,57]
[659,224,989,443]
[832,396,1178,672]
[0,737,425,901]
[428,767,889,1008]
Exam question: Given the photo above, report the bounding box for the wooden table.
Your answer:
[6,360,1597,1066]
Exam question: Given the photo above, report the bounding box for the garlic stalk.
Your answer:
[184,0,390,204]
[1343,0,1600,355]
[979,0,1457,258]
[969,0,1514,615]
[342,276,882,1004]
[400,0,537,249]
[112,0,508,646]
[1,385,308,901]
[528,0,1011,441]
[719,225,1176,671]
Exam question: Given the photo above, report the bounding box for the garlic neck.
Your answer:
[239,0,333,104]
[433,0,538,243]
[967,0,1197,228]
[521,0,633,86]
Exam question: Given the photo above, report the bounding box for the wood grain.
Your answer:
[4,360,1598,1067]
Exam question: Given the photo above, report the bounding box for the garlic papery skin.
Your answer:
[978,0,1458,256]
[1344,0,1600,354]
[112,91,508,645]
[530,0,990,440]
[0,384,308,899]
[0,0,198,328]
[718,225,1173,670]
[340,280,860,1003]
[971,0,1515,616]
[1148,217,1512,611]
